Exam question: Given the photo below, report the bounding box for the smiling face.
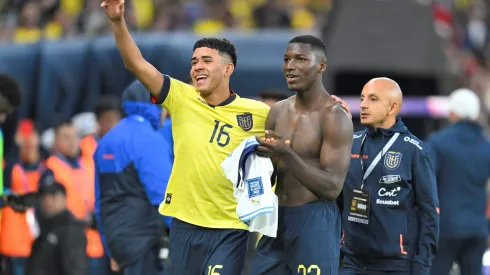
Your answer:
[190,47,233,97]
[282,43,326,92]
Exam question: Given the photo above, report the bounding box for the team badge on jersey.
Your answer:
[237,113,253,131]
[384,151,402,170]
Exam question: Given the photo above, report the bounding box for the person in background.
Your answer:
[0,74,23,275]
[25,171,87,275]
[43,121,106,275]
[78,95,123,161]
[0,74,22,206]
[428,88,490,275]
[94,80,172,275]
[73,112,98,159]
[257,88,289,107]
[0,119,43,275]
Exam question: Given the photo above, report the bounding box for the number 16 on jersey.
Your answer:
[210,120,233,147]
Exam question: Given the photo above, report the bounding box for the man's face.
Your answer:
[17,132,40,154]
[41,193,65,217]
[359,87,393,127]
[190,47,230,97]
[97,110,121,137]
[55,125,80,158]
[282,43,325,92]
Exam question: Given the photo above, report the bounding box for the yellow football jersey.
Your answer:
[158,76,270,229]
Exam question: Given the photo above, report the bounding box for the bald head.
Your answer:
[360,77,403,128]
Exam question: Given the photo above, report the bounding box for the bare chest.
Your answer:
[274,109,323,158]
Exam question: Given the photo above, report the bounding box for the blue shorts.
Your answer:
[250,200,341,275]
[169,219,249,275]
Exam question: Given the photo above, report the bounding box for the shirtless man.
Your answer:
[251,35,353,274]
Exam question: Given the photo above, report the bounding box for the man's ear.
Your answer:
[319,59,327,73]
[225,63,234,77]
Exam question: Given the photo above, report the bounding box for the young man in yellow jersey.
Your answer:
[251,35,354,274]
[101,1,270,274]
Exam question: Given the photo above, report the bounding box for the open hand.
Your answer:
[256,130,291,158]
[101,0,125,22]
[331,95,352,119]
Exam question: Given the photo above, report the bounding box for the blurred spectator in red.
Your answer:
[0,119,43,275]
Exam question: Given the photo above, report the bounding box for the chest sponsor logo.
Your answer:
[378,186,401,197]
[404,136,423,150]
[384,151,402,170]
[376,199,400,206]
[379,175,401,184]
[237,113,253,131]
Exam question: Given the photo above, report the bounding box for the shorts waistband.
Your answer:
[170,218,215,231]
[279,200,337,215]
[170,218,246,233]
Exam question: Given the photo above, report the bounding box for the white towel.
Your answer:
[221,137,278,238]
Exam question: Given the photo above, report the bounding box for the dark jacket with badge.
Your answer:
[25,210,87,275]
[339,118,439,275]
[94,80,172,268]
[427,121,490,239]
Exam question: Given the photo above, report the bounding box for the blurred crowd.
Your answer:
[433,0,490,120]
[0,0,332,43]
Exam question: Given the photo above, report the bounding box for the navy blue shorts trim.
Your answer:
[251,200,341,275]
[169,219,249,275]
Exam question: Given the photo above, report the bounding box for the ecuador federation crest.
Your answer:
[384,151,402,170]
[237,113,253,131]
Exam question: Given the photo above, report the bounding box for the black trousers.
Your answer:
[430,236,487,275]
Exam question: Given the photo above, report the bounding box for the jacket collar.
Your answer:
[365,117,408,138]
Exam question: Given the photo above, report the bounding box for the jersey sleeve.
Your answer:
[252,103,270,137]
[151,75,196,115]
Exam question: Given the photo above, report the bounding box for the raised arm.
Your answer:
[101,0,164,98]
[281,106,353,200]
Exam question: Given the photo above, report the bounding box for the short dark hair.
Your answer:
[54,120,73,134]
[289,35,327,57]
[193,38,237,68]
[94,95,122,120]
[0,74,22,107]
[258,89,289,102]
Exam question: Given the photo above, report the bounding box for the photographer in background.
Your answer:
[25,172,88,275]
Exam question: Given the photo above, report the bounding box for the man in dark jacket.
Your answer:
[427,88,490,275]
[338,78,440,275]
[25,171,88,275]
[94,80,173,275]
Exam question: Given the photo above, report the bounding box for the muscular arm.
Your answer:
[111,20,164,98]
[281,106,353,200]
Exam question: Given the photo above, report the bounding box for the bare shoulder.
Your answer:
[269,96,295,117]
[321,99,354,144]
